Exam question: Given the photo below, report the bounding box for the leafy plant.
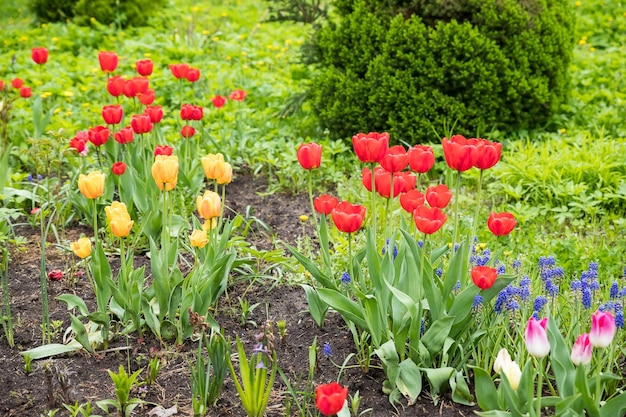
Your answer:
[96,365,145,417]
[190,328,228,415]
[227,324,278,417]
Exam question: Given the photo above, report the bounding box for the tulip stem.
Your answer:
[535,357,544,417]
[385,174,394,242]
[307,170,318,227]
[369,162,377,236]
[162,189,169,269]
[452,170,461,248]
[472,169,484,242]
[38,208,50,344]
[93,199,98,246]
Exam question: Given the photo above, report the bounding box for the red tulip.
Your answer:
[425,184,453,209]
[169,63,189,79]
[11,78,24,89]
[111,162,126,176]
[191,105,203,121]
[413,205,447,234]
[352,132,389,163]
[123,79,139,98]
[474,138,502,170]
[487,212,516,236]
[107,75,125,97]
[314,194,339,215]
[131,114,153,134]
[471,265,498,290]
[408,145,435,173]
[139,89,155,105]
[331,201,366,234]
[212,95,226,108]
[297,142,322,170]
[154,145,173,156]
[181,125,196,138]
[136,58,153,76]
[399,189,425,214]
[70,135,88,154]
[181,104,203,121]
[442,135,478,172]
[98,51,118,73]
[315,382,348,416]
[31,47,49,65]
[144,105,163,123]
[102,104,123,125]
[396,171,417,192]
[229,89,246,101]
[186,68,200,82]
[132,76,149,94]
[380,145,408,173]
[19,86,32,98]
[0,80,4,91]
[362,167,403,199]
[88,126,110,147]
[114,126,134,145]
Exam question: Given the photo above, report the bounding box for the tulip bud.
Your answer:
[570,333,592,366]
[525,317,550,358]
[493,348,512,374]
[70,237,92,259]
[78,171,105,199]
[190,229,209,248]
[151,155,179,191]
[589,311,616,348]
[196,190,221,220]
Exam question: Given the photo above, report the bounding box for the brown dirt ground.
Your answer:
[0,172,478,417]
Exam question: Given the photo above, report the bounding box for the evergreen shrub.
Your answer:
[28,0,166,27]
[308,0,574,142]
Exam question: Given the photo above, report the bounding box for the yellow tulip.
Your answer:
[105,201,130,222]
[70,237,92,258]
[190,229,209,248]
[78,171,105,199]
[201,153,226,180]
[196,190,221,219]
[152,155,179,191]
[110,216,134,238]
[216,162,232,185]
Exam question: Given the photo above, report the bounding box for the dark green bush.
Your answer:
[308,0,574,142]
[28,0,75,23]
[28,0,166,27]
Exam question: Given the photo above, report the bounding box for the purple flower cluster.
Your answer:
[538,256,563,297]
[494,285,521,314]
[570,262,601,309]
[470,248,492,267]
[472,294,483,309]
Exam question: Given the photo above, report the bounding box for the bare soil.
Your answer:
[0,172,478,417]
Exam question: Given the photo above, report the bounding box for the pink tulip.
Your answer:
[525,317,550,358]
[589,311,616,348]
[570,333,592,366]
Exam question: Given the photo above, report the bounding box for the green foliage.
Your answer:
[28,0,75,23]
[308,0,574,142]
[96,365,145,417]
[29,0,167,27]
